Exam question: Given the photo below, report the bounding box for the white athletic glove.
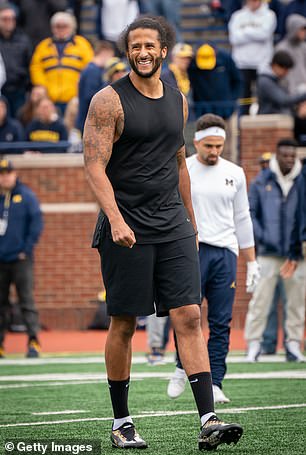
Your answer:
[246,261,260,293]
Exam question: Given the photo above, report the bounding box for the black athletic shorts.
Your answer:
[98,230,201,317]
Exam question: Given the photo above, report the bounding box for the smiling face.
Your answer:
[126,28,167,79]
[194,136,225,166]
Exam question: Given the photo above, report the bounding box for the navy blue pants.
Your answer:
[176,243,237,388]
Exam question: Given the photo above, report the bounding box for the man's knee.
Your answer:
[170,305,201,333]
[109,316,137,340]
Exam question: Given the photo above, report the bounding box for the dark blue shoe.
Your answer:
[26,340,40,358]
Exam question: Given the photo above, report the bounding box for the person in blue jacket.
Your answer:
[0,159,43,358]
[76,40,115,134]
[0,95,24,154]
[188,43,242,120]
[281,156,306,273]
[245,139,306,362]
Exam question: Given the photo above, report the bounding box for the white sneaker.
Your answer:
[213,385,230,404]
[246,340,261,362]
[285,341,306,362]
[167,367,187,399]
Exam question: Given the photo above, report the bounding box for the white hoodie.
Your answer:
[269,154,302,197]
[228,3,276,70]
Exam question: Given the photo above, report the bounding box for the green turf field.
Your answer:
[0,354,305,454]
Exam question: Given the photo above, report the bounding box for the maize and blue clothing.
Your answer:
[0,179,43,262]
[0,178,43,345]
[30,34,93,106]
[25,118,68,152]
[188,48,241,120]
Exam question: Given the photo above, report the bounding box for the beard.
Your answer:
[206,156,218,166]
[128,54,163,78]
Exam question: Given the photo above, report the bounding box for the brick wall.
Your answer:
[7,115,302,330]
[9,154,102,330]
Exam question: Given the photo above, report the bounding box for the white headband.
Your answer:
[194,127,226,141]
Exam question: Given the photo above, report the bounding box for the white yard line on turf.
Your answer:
[0,354,289,366]
[0,379,147,389]
[32,410,89,416]
[1,371,306,383]
[1,404,306,428]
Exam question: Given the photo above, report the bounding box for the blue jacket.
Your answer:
[188,47,242,119]
[76,62,106,133]
[0,179,43,262]
[289,160,306,258]
[0,95,25,153]
[0,117,25,153]
[249,168,300,257]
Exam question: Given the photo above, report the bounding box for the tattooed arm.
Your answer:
[83,86,136,248]
[178,94,197,236]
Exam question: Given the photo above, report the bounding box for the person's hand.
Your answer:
[280,259,298,279]
[246,261,260,293]
[110,219,136,248]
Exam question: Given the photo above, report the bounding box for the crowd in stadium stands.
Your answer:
[0,0,306,153]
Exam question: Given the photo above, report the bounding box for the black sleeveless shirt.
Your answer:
[95,75,195,244]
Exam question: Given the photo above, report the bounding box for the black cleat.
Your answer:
[198,415,243,451]
[111,422,148,449]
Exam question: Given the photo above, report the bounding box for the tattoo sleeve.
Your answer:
[83,86,125,224]
[83,86,123,169]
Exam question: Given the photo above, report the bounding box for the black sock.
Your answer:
[188,372,215,417]
[108,378,130,419]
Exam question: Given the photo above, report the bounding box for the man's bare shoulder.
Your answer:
[90,85,122,117]
[86,85,124,139]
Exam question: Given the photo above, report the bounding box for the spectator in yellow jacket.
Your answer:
[30,12,93,115]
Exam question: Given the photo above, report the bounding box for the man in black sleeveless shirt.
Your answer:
[83,16,243,451]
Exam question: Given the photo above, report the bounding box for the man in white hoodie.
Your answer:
[245,138,306,362]
[228,0,276,115]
